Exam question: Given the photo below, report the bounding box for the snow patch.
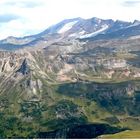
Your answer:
[79,24,109,39]
[127,22,140,28]
[129,35,140,39]
[69,33,78,37]
[58,20,78,34]
[79,30,86,35]
[69,30,86,37]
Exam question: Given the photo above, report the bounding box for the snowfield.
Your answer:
[58,20,78,34]
[69,30,86,37]
[79,24,109,39]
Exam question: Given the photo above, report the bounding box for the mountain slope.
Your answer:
[1,17,140,138]
[87,23,140,41]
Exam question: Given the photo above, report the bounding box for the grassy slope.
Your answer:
[101,130,140,138]
[1,70,140,138]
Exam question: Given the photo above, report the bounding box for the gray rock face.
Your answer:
[16,58,30,75]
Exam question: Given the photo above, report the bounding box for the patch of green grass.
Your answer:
[100,130,140,139]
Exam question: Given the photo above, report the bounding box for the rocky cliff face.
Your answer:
[16,59,30,75]
[0,36,140,93]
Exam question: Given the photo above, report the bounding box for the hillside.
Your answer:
[0,17,140,138]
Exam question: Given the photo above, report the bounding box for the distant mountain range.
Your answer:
[0,17,140,50]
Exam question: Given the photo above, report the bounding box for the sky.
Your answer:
[0,0,140,39]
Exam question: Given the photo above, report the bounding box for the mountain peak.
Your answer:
[133,20,140,24]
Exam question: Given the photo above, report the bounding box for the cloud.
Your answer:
[122,0,140,7]
[0,14,20,23]
[0,0,43,8]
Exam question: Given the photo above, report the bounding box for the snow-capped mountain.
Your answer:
[0,17,140,50]
[40,17,114,39]
[32,17,140,41]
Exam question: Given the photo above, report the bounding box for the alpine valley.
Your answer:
[1,17,140,138]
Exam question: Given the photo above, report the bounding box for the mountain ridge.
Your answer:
[0,17,140,51]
